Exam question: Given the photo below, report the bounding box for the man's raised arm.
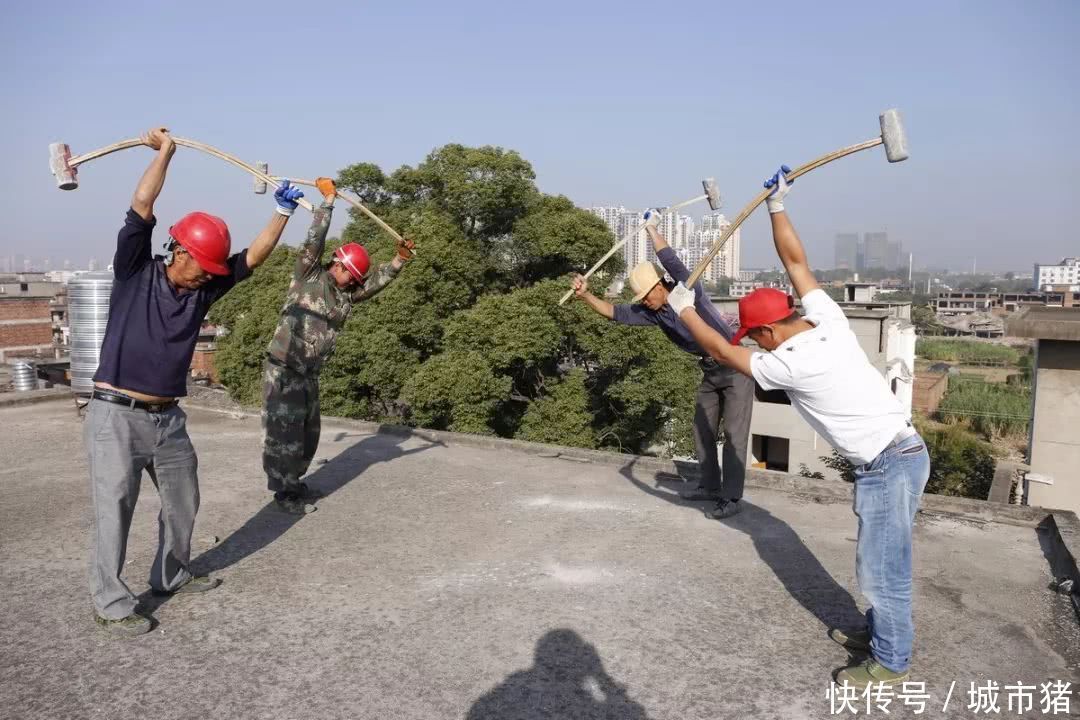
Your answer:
[764,166,819,299]
[245,181,305,270]
[131,127,175,222]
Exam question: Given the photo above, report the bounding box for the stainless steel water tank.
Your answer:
[10,360,36,392]
[68,271,113,395]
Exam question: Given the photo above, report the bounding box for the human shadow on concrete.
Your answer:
[466,628,652,720]
[136,430,441,615]
[618,458,864,633]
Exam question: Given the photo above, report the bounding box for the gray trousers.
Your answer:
[692,359,754,500]
[83,399,199,619]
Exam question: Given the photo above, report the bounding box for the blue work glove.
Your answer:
[643,208,664,229]
[274,180,304,217]
[667,282,696,315]
[764,165,793,214]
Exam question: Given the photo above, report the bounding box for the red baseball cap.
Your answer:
[732,288,795,344]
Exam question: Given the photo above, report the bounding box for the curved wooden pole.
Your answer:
[66,137,315,212]
[273,177,406,244]
[685,137,882,288]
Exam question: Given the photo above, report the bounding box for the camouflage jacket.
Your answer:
[267,202,399,374]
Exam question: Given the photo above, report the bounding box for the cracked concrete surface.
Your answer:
[0,400,1077,719]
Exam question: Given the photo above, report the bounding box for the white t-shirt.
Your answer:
[749,289,908,465]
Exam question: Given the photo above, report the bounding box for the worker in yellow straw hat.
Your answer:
[571,209,754,519]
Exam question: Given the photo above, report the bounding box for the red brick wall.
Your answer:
[0,323,53,347]
[913,372,949,415]
[0,298,51,321]
[190,348,219,383]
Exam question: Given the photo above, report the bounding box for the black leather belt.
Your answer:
[92,390,177,413]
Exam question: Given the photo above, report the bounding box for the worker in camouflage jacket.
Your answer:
[263,177,414,514]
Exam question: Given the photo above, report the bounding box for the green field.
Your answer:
[916,338,1022,365]
[936,377,1031,439]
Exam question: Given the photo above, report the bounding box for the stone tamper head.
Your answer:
[254,162,268,194]
[879,109,909,163]
[49,143,77,190]
[702,177,721,211]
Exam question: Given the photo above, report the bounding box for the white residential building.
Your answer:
[1035,258,1080,290]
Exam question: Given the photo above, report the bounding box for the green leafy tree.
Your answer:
[922,424,996,498]
[911,304,943,336]
[517,369,597,449]
[508,195,618,285]
[402,351,511,434]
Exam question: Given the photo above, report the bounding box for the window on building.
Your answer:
[754,383,791,405]
[751,434,790,472]
[19,283,28,292]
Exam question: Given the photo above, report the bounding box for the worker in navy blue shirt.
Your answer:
[572,210,754,519]
[83,127,305,637]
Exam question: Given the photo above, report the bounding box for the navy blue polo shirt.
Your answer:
[93,208,251,397]
[612,247,733,356]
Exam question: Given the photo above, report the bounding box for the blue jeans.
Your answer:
[852,433,930,673]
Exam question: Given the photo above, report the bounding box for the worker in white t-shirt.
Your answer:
[665,166,930,688]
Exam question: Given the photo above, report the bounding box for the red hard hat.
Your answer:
[334,243,370,282]
[732,288,795,344]
[169,212,232,276]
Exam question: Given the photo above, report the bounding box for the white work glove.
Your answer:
[667,282,696,315]
[643,208,664,229]
[764,165,793,214]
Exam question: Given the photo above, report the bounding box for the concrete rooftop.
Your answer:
[1,399,1078,719]
[1007,306,1080,341]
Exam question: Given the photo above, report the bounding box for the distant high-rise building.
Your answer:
[14,254,25,273]
[677,214,740,284]
[834,233,859,270]
[63,259,72,271]
[863,232,889,269]
[885,241,902,272]
[88,257,99,272]
[0,256,10,273]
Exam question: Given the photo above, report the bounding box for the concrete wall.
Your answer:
[1027,339,1080,514]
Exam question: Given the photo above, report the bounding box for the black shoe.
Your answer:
[151,575,222,596]
[94,611,153,637]
[274,490,317,515]
[681,487,722,502]
[706,499,742,520]
[294,482,324,500]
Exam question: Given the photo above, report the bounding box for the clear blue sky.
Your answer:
[3,0,1078,272]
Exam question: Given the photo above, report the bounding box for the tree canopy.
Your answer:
[209,143,699,458]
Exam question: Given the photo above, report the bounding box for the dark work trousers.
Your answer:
[262,359,321,493]
[692,358,754,500]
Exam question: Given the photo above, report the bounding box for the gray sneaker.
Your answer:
[829,627,872,652]
[94,612,152,637]
[152,575,222,596]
